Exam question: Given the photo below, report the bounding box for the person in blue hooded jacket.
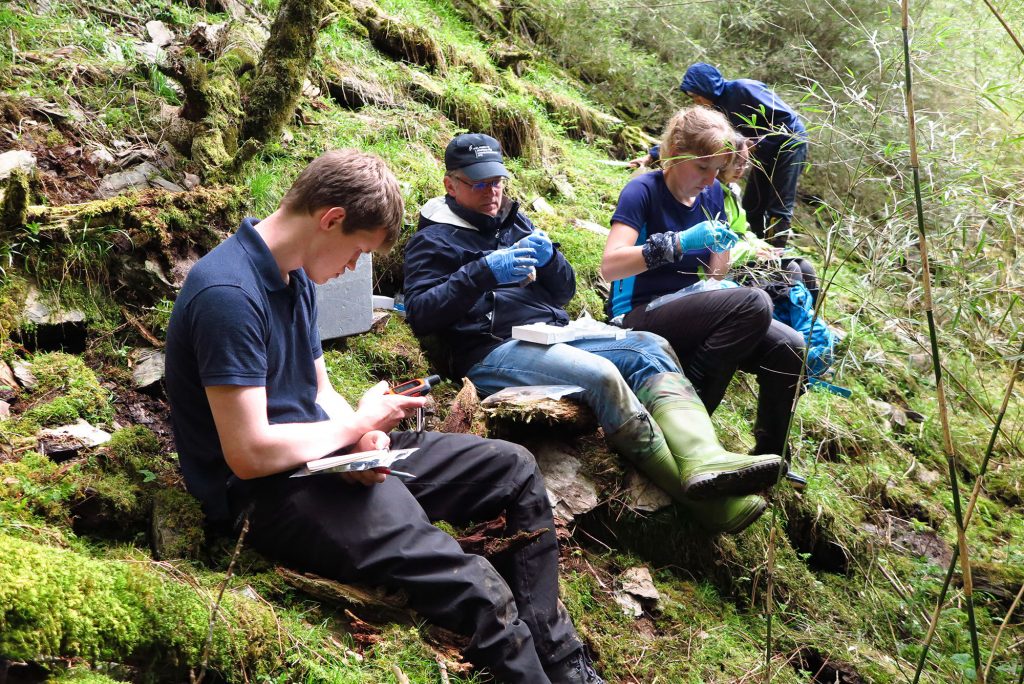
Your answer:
[633,63,808,247]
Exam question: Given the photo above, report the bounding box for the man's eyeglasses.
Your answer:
[453,176,505,191]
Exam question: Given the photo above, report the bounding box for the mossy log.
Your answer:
[346,0,448,73]
[0,534,289,680]
[241,0,330,144]
[523,84,625,143]
[5,187,244,300]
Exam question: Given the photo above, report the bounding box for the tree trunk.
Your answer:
[241,0,329,145]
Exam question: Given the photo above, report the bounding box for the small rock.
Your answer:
[914,467,942,486]
[613,591,644,618]
[133,41,166,65]
[87,147,116,168]
[131,348,166,389]
[0,360,18,391]
[23,286,86,325]
[145,20,175,47]
[550,175,576,201]
[570,218,610,237]
[529,197,556,215]
[301,78,321,98]
[867,398,892,418]
[533,443,600,522]
[149,176,185,193]
[12,360,37,389]
[103,39,125,62]
[613,566,661,617]
[37,419,112,461]
[0,150,37,180]
[621,470,672,513]
[620,567,661,603]
[97,161,161,198]
[281,129,294,144]
[0,399,10,419]
[182,172,200,190]
[144,259,173,288]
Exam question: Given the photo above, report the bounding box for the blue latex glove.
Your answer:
[677,220,739,254]
[484,246,539,285]
[517,231,554,267]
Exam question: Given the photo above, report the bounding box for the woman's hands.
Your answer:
[677,220,739,253]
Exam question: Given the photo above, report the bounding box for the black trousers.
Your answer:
[744,142,808,247]
[623,287,805,455]
[227,431,581,683]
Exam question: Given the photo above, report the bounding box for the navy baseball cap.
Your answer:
[444,133,509,180]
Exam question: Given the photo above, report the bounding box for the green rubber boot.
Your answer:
[605,411,689,502]
[679,494,767,534]
[636,372,784,500]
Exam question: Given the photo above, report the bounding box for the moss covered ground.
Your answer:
[0,0,1022,681]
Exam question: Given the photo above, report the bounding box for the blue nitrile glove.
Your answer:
[677,220,739,254]
[484,246,539,284]
[516,231,554,267]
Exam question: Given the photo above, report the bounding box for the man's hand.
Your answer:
[517,231,554,267]
[677,220,739,254]
[356,381,426,433]
[484,245,539,284]
[340,430,390,486]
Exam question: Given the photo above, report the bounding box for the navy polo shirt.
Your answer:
[608,171,725,317]
[165,218,325,523]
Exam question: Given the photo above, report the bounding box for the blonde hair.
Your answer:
[281,149,405,250]
[660,105,735,164]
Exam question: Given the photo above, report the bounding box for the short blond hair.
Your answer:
[660,105,735,164]
[281,149,404,250]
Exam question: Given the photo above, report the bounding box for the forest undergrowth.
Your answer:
[0,0,1022,682]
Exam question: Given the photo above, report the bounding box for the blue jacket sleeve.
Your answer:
[402,228,499,336]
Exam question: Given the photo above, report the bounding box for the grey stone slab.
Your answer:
[315,253,373,340]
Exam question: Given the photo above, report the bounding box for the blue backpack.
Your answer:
[772,282,835,378]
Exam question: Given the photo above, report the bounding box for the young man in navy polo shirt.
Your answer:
[165,149,596,684]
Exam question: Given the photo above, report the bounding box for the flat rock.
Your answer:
[149,176,185,193]
[12,360,37,389]
[145,20,175,47]
[614,566,660,617]
[131,348,166,388]
[0,360,18,392]
[533,442,600,521]
[133,41,166,66]
[87,147,116,168]
[550,175,576,201]
[97,161,161,198]
[529,197,556,215]
[23,286,86,325]
[0,150,37,180]
[620,470,672,512]
[0,400,9,419]
[37,419,112,461]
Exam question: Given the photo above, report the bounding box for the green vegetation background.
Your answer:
[0,0,1022,682]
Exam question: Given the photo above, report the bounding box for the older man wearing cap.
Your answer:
[404,133,785,544]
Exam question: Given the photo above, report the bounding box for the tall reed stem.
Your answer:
[900,2,982,681]
[911,336,1023,683]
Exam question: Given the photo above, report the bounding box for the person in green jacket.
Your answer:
[720,135,818,303]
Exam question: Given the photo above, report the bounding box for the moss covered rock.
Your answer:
[0,534,286,680]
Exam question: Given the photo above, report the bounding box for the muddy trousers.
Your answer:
[227,430,581,684]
